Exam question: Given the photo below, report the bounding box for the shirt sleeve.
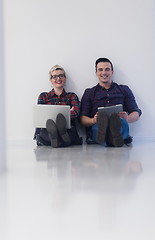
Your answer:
[122,86,142,116]
[69,93,80,120]
[37,92,48,104]
[80,88,92,117]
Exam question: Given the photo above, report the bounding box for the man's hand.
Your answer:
[92,112,98,124]
[118,111,139,123]
[118,111,128,120]
[80,112,99,126]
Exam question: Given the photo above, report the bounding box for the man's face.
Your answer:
[50,70,66,88]
[96,62,113,86]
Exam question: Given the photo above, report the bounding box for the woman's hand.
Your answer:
[70,106,74,111]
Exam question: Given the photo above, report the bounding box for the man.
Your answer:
[80,58,141,147]
[34,65,82,147]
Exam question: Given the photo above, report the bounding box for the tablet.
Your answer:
[98,104,123,117]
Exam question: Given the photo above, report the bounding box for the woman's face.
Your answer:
[49,70,66,88]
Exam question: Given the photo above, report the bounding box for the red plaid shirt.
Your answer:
[37,88,80,120]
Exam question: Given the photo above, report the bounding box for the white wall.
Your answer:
[0,0,6,171]
[3,0,155,142]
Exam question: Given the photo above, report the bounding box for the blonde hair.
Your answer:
[49,65,65,76]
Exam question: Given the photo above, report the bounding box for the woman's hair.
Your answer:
[49,65,65,76]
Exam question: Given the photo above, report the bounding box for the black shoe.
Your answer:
[86,137,96,144]
[73,136,83,145]
[35,134,51,146]
[56,113,71,146]
[124,136,133,145]
[96,111,108,144]
[108,113,124,147]
[46,119,59,148]
[35,134,44,146]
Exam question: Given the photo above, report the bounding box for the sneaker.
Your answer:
[56,113,71,146]
[96,111,108,144]
[46,119,59,148]
[109,113,124,147]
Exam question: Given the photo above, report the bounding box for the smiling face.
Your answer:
[49,69,66,89]
[96,61,113,87]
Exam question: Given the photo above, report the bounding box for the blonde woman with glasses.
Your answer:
[34,65,82,147]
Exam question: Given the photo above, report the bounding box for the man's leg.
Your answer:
[91,113,131,147]
[108,113,131,147]
[90,111,108,145]
[95,111,109,144]
[120,118,132,144]
[108,113,124,147]
[91,123,107,146]
[91,124,100,142]
[120,118,129,139]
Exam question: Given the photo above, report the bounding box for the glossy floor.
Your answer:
[0,139,155,240]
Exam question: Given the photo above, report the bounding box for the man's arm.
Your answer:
[120,85,142,119]
[80,113,98,127]
[118,111,140,123]
[82,110,140,126]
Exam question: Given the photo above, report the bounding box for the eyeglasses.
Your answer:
[50,74,65,79]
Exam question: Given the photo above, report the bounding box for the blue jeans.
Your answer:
[92,118,129,143]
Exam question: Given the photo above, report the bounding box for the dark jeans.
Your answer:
[34,126,82,147]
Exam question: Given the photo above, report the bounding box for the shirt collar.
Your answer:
[98,81,114,90]
[51,88,66,96]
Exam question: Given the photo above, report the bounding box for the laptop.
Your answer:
[33,104,71,129]
[98,104,123,117]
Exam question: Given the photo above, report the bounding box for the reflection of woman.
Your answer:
[33,65,82,147]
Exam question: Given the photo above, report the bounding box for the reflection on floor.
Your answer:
[0,138,155,240]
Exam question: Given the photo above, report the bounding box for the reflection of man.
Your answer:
[80,58,142,147]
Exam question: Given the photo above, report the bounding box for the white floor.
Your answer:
[0,138,155,240]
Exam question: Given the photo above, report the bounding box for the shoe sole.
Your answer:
[96,111,108,144]
[56,113,71,145]
[109,113,124,147]
[46,119,59,148]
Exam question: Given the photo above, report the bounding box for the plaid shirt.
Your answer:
[37,88,80,120]
[80,82,141,118]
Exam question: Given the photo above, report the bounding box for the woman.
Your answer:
[34,65,82,147]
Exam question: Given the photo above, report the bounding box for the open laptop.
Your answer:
[33,104,71,129]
